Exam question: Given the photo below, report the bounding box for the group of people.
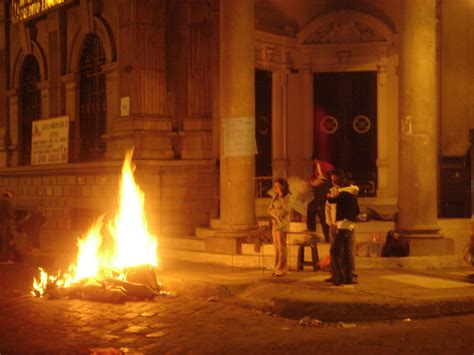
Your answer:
[0,190,46,262]
[267,155,360,285]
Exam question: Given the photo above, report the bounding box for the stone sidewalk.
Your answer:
[6,255,474,323]
[156,259,474,322]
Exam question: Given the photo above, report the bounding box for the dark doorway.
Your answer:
[255,69,272,178]
[314,71,377,196]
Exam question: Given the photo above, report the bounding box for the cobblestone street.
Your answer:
[1,264,474,353]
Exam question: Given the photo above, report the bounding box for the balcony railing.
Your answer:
[255,176,273,198]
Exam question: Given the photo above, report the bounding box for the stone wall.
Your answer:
[0,159,217,253]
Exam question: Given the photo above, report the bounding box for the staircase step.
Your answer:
[196,227,217,239]
[158,235,205,252]
[241,242,331,258]
[160,247,465,270]
[210,218,222,230]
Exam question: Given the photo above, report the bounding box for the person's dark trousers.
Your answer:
[0,226,9,261]
[306,199,330,242]
[329,229,354,284]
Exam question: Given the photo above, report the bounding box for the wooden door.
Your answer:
[314,71,377,196]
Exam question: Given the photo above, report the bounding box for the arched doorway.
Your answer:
[79,33,106,161]
[19,55,41,166]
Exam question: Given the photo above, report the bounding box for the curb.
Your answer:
[251,296,474,322]
[156,274,474,322]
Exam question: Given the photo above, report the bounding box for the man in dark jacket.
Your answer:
[0,191,14,261]
[306,155,333,242]
[326,171,360,285]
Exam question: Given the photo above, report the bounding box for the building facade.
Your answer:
[0,0,472,255]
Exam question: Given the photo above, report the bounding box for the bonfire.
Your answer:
[32,150,165,303]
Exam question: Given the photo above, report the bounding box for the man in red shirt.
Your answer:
[306,154,334,242]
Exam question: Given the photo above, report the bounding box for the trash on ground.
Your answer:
[338,322,356,328]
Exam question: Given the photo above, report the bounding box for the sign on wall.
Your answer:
[223,117,257,157]
[31,116,69,165]
[12,0,67,23]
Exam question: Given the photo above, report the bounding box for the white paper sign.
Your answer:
[120,96,130,117]
[223,117,257,157]
[31,116,69,165]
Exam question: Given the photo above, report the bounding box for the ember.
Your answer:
[32,150,164,302]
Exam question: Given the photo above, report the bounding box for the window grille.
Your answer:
[79,33,106,161]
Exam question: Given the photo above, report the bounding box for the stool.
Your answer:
[296,242,319,271]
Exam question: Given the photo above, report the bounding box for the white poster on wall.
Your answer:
[31,116,69,165]
[223,117,257,157]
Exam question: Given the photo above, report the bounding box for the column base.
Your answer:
[399,236,454,256]
[205,236,243,254]
[205,230,252,254]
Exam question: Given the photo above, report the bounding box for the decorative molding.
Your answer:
[255,30,297,70]
[68,15,116,73]
[298,10,394,46]
[11,41,47,88]
[305,15,385,44]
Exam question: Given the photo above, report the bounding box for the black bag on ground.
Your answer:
[381,230,409,257]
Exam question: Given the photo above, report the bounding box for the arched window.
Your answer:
[19,55,41,165]
[79,33,106,161]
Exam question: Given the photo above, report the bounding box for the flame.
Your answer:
[107,151,158,270]
[32,150,159,297]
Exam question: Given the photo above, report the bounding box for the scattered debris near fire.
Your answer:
[31,150,169,303]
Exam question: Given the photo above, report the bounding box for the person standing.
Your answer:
[306,154,333,242]
[326,171,360,285]
[268,178,291,277]
[0,191,14,262]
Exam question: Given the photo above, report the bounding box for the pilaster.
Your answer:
[114,0,173,160]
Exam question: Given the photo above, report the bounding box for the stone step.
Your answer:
[158,235,205,252]
[241,242,331,258]
[195,227,217,239]
[159,247,466,270]
[210,218,222,230]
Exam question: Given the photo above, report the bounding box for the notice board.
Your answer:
[31,116,69,165]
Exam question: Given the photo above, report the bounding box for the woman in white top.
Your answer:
[268,178,291,277]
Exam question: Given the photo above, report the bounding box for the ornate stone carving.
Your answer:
[305,11,385,44]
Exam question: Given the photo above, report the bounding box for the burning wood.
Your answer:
[31,150,170,303]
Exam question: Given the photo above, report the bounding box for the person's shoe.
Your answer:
[324,277,334,283]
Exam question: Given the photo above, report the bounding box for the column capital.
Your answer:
[61,73,79,86]
[377,64,387,73]
[101,61,119,75]
[6,89,18,98]
[37,80,50,91]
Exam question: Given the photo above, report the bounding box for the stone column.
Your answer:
[0,3,9,167]
[376,64,390,197]
[397,0,452,255]
[302,50,314,177]
[212,0,255,252]
[271,66,289,178]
